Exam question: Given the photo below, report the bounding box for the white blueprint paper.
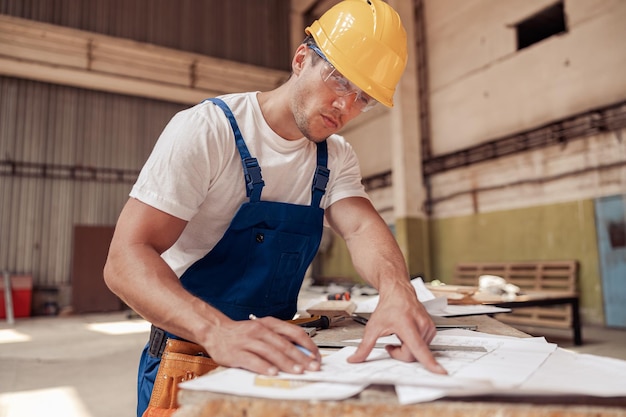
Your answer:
[520,348,626,396]
[179,330,626,404]
[179,367,366,401]
[355,277,511,317]
[274,334,556,391]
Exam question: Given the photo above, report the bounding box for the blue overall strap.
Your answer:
[206,98,264,202]
[311,140,330,208]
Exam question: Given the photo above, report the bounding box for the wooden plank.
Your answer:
[89,39,194,87]
[0,32,87,68]
[195,60,287,92]
[0,56,213,105]
[90,59,190,87]
[0,17,87,69]
[0,42,87,69]
[0,17,87,49]
[0,15,290,103]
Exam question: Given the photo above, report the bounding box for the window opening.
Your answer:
[516,2,567,50]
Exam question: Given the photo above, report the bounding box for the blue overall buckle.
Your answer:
[312,166,330,192]
[242,157,265,197]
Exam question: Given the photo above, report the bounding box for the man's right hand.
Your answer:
[200,316,321,376]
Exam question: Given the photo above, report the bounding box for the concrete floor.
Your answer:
[1,311,625,417]
[0,312,147,417]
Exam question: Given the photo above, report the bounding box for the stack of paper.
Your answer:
[180,329,626,403]
[355,277,511,317]
[181,278,625,403]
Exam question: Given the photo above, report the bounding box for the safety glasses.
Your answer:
[308,44,378,113]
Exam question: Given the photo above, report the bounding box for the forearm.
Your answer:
[103,198,228,346]
[104,242,227,345]
[105,243,322,375]
[328,198,414,296]
[348,227,413,289]
[328,198,445,373]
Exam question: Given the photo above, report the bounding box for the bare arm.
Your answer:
[104,198,320,375]
[326,197,447,374]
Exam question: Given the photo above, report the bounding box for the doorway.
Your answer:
[595,195,626,328]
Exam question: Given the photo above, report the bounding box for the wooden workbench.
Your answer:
[173,316,626,417]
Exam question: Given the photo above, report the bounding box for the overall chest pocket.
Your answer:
[236,227,312,308]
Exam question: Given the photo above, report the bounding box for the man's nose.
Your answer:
[332,93,356,113]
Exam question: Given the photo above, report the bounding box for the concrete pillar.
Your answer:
[388,0,431,279]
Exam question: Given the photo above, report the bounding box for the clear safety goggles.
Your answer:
[308,44,378,113]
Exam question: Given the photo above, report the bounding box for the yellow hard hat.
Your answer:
[305,0,408,107]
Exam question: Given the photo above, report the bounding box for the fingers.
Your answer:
[387,339,448,375]
[346,314,448,375]
[389,319,447,374]
[346,327,378,363]
[251,336,321,374]
[213,317,321,376]
[253,316,321,362]
[232,350,280,376]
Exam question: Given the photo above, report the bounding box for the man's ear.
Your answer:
[292,44,308,75]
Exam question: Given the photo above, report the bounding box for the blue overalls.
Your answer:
[136,98,329,416]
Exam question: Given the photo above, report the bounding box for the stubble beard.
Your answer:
[291,93,330,144]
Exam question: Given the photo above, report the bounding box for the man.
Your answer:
[104,1,447,416]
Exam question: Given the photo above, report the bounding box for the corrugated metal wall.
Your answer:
[0,76,184,287]
[0,1,293,301]
[0,0,292,70]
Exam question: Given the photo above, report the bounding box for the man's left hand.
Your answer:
[347,282,448,375]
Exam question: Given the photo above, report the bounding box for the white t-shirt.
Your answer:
[130,92,368,276]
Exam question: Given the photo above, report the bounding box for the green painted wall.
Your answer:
[314,217,431,283]
[429,199,604,325]
[395,216,431,279]
[315,199,605,325]
[314,228,361,283]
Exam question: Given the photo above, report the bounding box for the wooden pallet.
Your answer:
[453,261,579,334]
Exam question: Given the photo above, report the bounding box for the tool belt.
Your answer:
[143,326,218,417]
